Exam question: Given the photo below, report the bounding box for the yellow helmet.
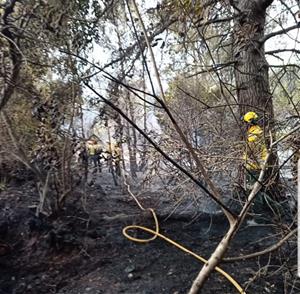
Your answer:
[243,111,258,123]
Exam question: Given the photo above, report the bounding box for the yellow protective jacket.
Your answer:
[87,143,101,156]
[243,125,268,170]
[106,143,121,161]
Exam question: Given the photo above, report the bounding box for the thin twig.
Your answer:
[224,228,296,262]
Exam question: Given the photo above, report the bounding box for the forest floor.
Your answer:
[0,167,297,294]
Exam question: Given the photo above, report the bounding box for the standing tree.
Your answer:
[233,0,275,117]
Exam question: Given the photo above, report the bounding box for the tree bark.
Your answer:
[233,0,283,199]
[233,0,274,118]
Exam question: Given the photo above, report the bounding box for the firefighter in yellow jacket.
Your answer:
[243,112,290,219]
[107,142,121,176]
[243,111,268,187]
[87,139,102,171]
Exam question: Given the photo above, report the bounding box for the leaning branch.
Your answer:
[188,152,270,294]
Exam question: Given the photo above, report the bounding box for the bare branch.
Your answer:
[270,64,300,70]
[186,61,236,78]
[188,152,271,294]
[278,0,298,23]
[196,15,236,27]
[176,86,211,108]
[261,23,300,44]
[265,48,300,55]
[271,124,300,147]
[224,228,296,262]
[97,16,177,72]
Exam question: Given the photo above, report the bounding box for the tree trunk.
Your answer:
[124,93,137,178]
[128,93,138,176]
[139,76,148,171]
[233,0,274,119]
[233,0,282,199]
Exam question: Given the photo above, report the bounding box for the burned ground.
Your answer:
[0,170,297,294]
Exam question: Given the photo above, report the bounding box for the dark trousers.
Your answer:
[90,155,101,169]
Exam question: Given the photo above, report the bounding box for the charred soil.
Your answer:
[0,171,297,294]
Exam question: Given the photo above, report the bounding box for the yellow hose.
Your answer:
[122,208,246,294]
[121,175,245,293]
